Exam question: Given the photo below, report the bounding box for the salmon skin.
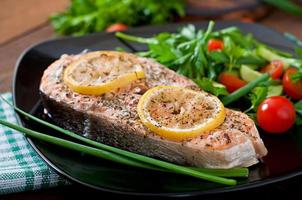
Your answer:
[40,51,267,169]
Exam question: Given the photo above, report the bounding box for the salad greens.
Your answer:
[116,21,302,122]
[295,100,302,124]
[51,0,184,36]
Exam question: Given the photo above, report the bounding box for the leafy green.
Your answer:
[296,116,302,126]
[116,22,272,102]
[246,87,268,112]
[116,21,302,126]
[195,78,229,97]
[51,0,185,36]
[296,48,302,59]
[291,72,302,82]
[295,100,302,125]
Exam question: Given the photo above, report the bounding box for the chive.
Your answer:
[1,97,248,178]
[263,0,302,17]
[116,32,157,44]
[0,119,158,170]
[1,97,248,177]
[190,168,248,178]
[284,32,302,48]
[0,118,236,185]
[222,73,270,106]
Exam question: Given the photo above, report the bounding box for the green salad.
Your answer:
[116,21,302,134]
[51,0,184,36]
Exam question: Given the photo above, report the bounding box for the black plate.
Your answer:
[13,21,302,197]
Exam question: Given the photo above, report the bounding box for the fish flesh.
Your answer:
[39,51,267,168]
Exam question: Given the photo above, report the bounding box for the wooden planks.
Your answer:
[0,0,69,45]
[262,10,302,40]
[0,25,55,92]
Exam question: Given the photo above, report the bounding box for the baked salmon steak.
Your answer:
[39,51,267,169]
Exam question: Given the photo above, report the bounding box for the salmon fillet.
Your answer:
[39,51,267,169]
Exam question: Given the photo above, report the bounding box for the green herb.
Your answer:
[245,87,268,113]
[0,97,248,182]
[263,0,302,17]
[296,48,302,59]
[116,21,285,110]
[51,0,185,36]
[295,100,302,125]
[0,118,238,185]
[222,73,270,106]
[117,22,217,81]
[195,78,229,97]
[295,100,302,115]
[291,72,302,82]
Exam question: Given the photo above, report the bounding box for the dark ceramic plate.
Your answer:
[13,21,302,197]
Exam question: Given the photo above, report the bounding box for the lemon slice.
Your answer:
[137,86,226,141]
[63,51,145,95]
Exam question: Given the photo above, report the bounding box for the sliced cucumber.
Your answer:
[240,65,262,82]
[213,81,226,88]
[267,85,283,97]
[256,46,302,69]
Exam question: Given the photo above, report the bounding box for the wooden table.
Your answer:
[1,1,302,199]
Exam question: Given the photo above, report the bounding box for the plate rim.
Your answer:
[12,21,302,197]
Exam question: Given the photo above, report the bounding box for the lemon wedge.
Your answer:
[137,86,226,141]
[63,51,145,95]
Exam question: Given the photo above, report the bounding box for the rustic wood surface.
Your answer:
[1,0,302,199]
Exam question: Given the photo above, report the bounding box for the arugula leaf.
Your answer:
[295,48,302,59]
[295,100,302,125]
[207,51,229,64]
[295,100,302,115]
[296,116,302,126]
[179,24,196,40]
[291,72,302,82]
[246,87,268,112]
[195,78,229,97]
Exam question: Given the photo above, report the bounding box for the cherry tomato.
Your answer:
[260,60,283,79]
[207,39,224,52]
[218,72,247,93]
[106,23,128,32]
[257,96,296,134]
[282,67,302,100]
[240,17,254,23]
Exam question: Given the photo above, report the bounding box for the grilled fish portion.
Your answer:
[40,51,267,168]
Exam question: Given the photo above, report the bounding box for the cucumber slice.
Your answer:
[213,81,226,88]
[256,46,302,69]
[267,85,283,97]
[240,65,262,82]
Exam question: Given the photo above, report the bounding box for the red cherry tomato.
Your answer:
[260,60,283,79]
[106,23,128,32]
[257,96,296,134]
[218,72,247,93]
[207,39,224,52]
[240,17,254,23]
[282,67,302,100]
